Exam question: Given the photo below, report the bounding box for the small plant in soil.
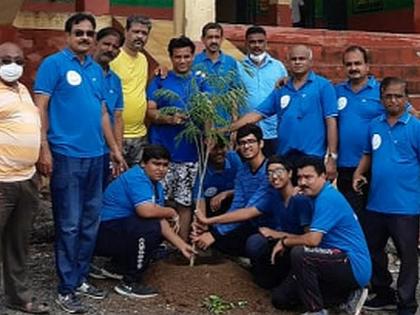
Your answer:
[202,294,248,315]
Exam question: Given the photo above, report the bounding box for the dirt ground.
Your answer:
[0,196,414,315]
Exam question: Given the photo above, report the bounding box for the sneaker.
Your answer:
[339,288,368,315]
[76,282,107,300]
[88,263,106,280]
[55,293,87,314]
[363,294,397,311]
[101,265,123,280]
[114,282,158,299]
[301,309,329,315]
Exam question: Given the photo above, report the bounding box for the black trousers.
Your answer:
[95,216,162,283]
[337,167,369,224]
[364,210,419,313]
[262,138,278,159]
[272,246,359,312]
[211,223,257,257]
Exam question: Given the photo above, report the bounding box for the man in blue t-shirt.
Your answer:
[192,124,270,257]
[193,138,242,217]
[237,25,288,157]
[146,36,205,241]
[271,157,371,315]
[353,77,420,315]
[95,145,195,299]
[93,27,125,189]
[193,22,239,123]
[335,45,383,220]
[230,45,338,181]
[33,13,125,313]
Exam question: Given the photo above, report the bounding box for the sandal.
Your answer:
[6,298,50,314]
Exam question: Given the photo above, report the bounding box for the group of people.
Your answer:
[0,10,419,315]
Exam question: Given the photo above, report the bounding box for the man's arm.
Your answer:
[352,154,371,193]
[230,112,262,132]
[135,202,178,219]
[196,206,261,225]
[161,219,196,259]
[35,94,53,177]
[146,100,186,125]
[325,116,338,181]
[113,110,124,151]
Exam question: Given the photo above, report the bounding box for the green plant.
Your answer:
[202,295,248,315]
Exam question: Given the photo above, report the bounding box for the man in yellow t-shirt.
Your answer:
[111,15,151,167]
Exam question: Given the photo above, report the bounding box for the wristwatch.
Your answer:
[326,152,338,160]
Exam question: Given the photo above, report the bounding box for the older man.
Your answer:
[0,42,49,314]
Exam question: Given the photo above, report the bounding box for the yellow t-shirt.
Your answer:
[110,49,148,138]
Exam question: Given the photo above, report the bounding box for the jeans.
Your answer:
[50,152,103,294]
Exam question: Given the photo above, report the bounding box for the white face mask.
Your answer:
[249,52,267,64]
[0,63,23,82]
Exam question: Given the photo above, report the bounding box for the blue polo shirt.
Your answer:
[238,54,287,139]
[34,48,105,158]
[335,77,383,167]
[310,183,371,287]
[215,159,270,235]
[101,165,165,222]
[193,151,242,200]
[364,111,420,215]
[193,51,239,123]
[147,71,208,163]
[254,188,313,234]
[255,71,337,158]
[103,69,124,153]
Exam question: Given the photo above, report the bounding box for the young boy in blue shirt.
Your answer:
[95,145,195,299]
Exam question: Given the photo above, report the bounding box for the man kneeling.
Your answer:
[95,145,195,298]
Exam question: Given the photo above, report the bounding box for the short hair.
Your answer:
[142,145,171,163]
[267,155,293,173]
[245,25,266,39]
[380,76,408,97]
[287,45,313,60]
[65,13,96,33]
[126,15,152,32]
[236,123,263,143]
[296,156,326,176]
[167,36,195,57]
[343,45,369,63]
[96,27,124,47]
[201,22,223,37]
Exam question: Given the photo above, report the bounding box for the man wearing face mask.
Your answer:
[237,26,287,157]
[0,42,49,314]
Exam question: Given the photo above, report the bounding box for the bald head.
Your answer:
[287,45,313,77]
[287,45,312,61]
[0,42,24,84]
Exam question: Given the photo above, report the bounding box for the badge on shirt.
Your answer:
[280,95,291,109]
[204,187,218,198]
[372,134,382,150]
[337,96,348,110]
[66,70,82,86]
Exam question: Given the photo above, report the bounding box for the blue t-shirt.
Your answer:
[101,165,165,221]
[193,151,242,200]
[238,54,287,139]
[34,48,105,158]
[147,71,208,162]
[103,69,124,153]
[310,183,371,287]
[335,77,383,167]
[364,111,420,215]
[193,51,239,123]
[216,159,270,235]
[255,71,338,158]
[254,187,313,234]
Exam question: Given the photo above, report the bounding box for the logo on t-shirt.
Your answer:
[204,187,218,198]
[66,70,82,86]
[372,134,382,150]
[280,95,291,109]
[337,97,347,110]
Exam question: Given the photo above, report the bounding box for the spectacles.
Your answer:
[238,139,258,147]
[0,57,25,66]
[73,30,95,38]
[383,93,405,101]
[267,167,287,177]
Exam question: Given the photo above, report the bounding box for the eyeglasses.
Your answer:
[73,30,95,38]
[238,139,258,147]
[267,167,287,177]
[383,94,405,101]
[0,57,25,66]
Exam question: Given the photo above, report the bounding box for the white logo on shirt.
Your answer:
[204,187,218,198]
[372,134,382,150]
[280,95,291,109]
[66,70,82,86]
[337,97,348,110]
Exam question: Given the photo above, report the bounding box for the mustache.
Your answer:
[78,39,91,45]
[349,70,360,74]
